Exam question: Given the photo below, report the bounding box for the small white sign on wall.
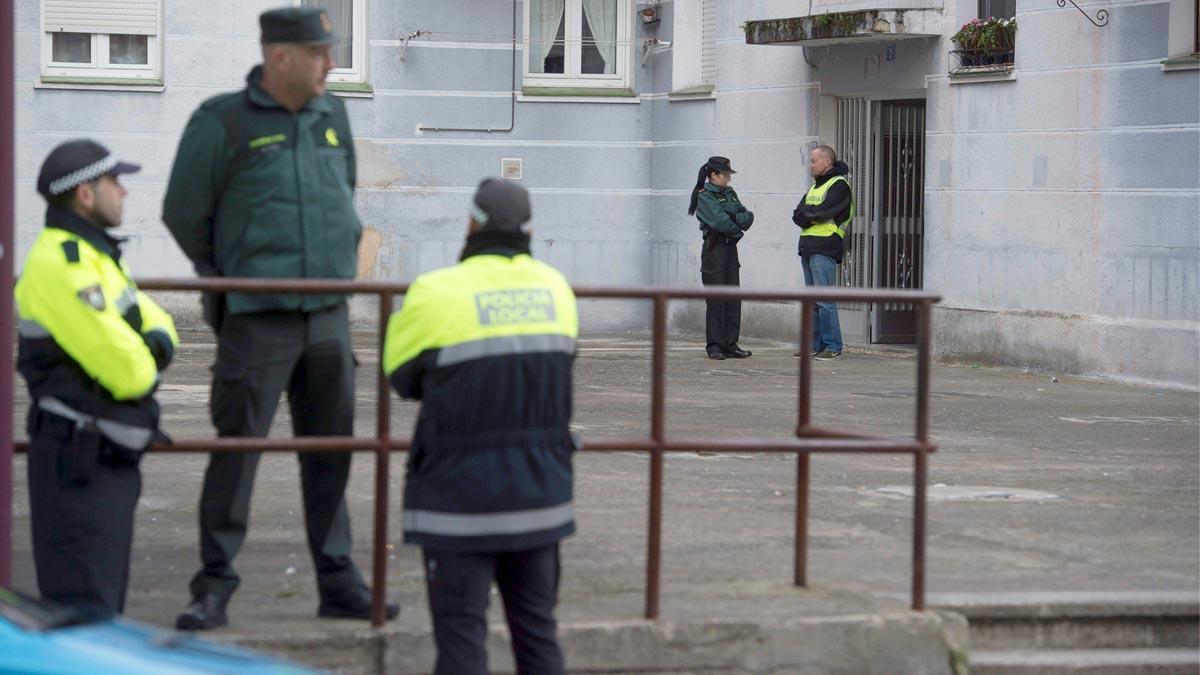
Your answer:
[501,158,523,180]
[865,55,880,80]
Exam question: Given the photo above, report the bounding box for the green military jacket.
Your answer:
[162,66,361,315]
[695,182,754,238]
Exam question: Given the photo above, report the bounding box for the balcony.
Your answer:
[949,47,1015,75]
[742,9,943,47]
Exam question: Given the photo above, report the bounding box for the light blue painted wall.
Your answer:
[13,0,1199,385]
[15,0,659,331]
[923,0,1199,386]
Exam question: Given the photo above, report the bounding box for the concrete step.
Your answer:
[971,648,1200,675]
[929,591,1199,650]
[228,612,970,675]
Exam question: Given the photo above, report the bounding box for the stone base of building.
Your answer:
[933,307,1200,391]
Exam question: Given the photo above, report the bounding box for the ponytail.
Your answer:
[687,163,712,216]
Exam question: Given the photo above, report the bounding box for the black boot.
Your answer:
[318,587,400,621]
[176,592,229,631]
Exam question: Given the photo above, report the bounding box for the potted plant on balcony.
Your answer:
[952,18,984,67]
[952,17,1016,69]
[982,17,1016,66]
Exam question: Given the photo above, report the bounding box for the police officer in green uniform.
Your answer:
[17,140,179,618]
[688,156,754,360]
[384,180,577,675]
[162,7,396,629]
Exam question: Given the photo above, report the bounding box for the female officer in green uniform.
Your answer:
[688,156,754,360]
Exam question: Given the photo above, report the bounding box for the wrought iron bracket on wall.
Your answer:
[1057,0,1110,27]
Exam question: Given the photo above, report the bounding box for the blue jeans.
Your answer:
[802,254,843,354]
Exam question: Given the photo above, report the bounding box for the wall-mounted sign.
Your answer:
[865,55,880,80]
[501,158,523,180]
[885,43,896,63]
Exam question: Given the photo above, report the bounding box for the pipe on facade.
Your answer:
[417,1,517,134]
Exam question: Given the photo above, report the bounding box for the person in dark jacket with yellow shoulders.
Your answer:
[17,139,178,619]
[384,179,577,675]
[689,156,754,360]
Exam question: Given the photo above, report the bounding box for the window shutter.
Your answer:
[700,0,717,86]
[43,0,160,36]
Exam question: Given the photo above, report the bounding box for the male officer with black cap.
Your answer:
[384,179,577,675]
[16,139,179,618]
[162,7,395,629]
[687,156,755,360]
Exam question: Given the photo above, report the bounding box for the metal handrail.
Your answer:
[6,276,940,626]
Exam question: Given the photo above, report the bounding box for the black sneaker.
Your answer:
[318,588,400,621]
[176,593,229,631]
[723,346,752,359]
[814,351,843,361]
[793,350,821,358]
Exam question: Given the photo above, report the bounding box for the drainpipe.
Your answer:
[418,0,517,133]
[0,0,15,588]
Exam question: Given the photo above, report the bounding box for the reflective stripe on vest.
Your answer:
[799,175,852,239]
[37,397,155,451]
[115,286,138,314]
[436,333,577,368]
[17,318,51,338]
[403,502,575,537]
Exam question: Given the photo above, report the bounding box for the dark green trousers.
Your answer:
[189,302,366,602]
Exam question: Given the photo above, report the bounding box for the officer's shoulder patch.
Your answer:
[76,285,106,311]
[60,240,80,263]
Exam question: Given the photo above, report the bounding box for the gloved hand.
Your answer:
[792,205,811,227]
[142,329,175,372]
[736,208,754,231]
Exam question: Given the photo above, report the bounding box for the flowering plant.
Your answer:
[952,16,1017,51]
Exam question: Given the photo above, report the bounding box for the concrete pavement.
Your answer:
[7,330,1197,672]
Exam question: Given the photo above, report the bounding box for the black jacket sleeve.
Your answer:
[793,181,852,227]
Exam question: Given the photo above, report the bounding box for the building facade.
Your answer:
[13,0,1200,387]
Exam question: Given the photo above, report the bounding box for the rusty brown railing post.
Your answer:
[371,292,394,627]
[912,299,932,611]
[0,0,14,589]
[795,301,813,587]
[644,295,667,620]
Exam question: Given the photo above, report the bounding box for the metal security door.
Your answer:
[835,97,872,344]
[871,99,925,343]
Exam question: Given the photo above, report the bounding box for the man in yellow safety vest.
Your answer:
[793,145,855,360]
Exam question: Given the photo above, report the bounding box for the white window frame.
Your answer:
[293,0,368,84]
[523,0,634,91]
[39,1,163,83]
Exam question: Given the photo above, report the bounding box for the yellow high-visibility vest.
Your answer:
[384,253,578,378]
[16,226,178,401]
[799,175,855,239]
